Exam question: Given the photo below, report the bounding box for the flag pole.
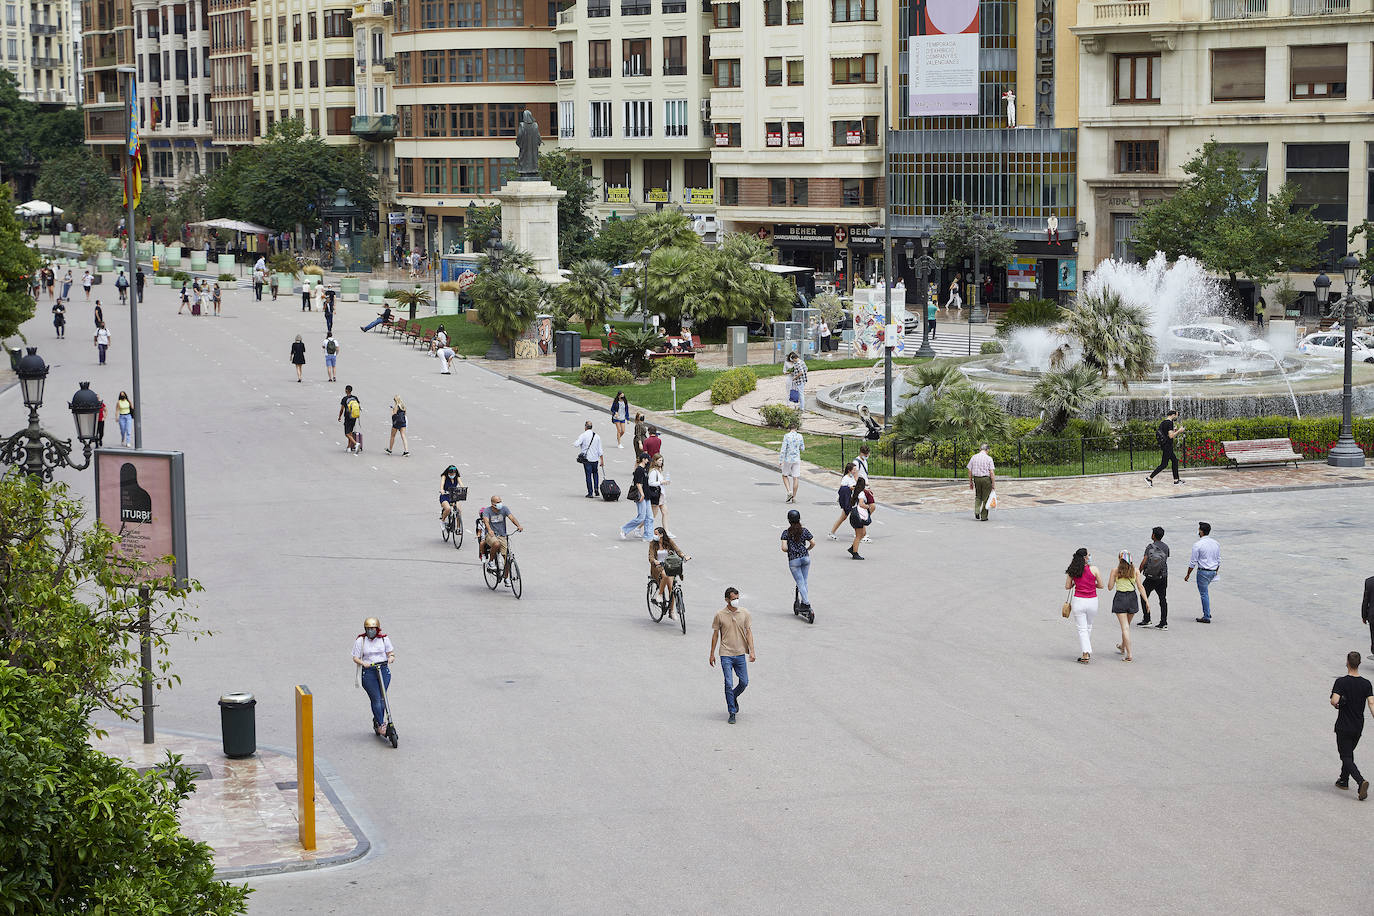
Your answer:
[117,66,143,450]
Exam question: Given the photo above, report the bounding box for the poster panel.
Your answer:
[1007,256,1038,290]
[908,0,980,116]
[1058,259,1078,291]
[93,449,188,587]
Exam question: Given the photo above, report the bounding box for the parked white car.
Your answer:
[1165,322,1271,354]
[1297,330,1374,364]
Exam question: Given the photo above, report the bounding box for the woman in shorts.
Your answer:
[648,526,690,617]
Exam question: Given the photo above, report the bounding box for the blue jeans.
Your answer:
[621,499,653,540]
[362,316,386,332]
[721,655,748,715]
[118,414,133,443]
[360,664,391,727]
[583,460,600,496]
[1196,568,1217,620]
[788,555,811,605]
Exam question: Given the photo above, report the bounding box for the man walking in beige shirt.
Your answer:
[710,587,756,724]
[966,443,996,521]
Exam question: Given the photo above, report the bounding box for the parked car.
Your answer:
[1297,330,1374,364]
[1165,321,1270,354]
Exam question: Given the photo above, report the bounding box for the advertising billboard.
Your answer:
[908,0,980,116]
[94,449,188,587]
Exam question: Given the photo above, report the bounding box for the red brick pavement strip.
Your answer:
[502,371,1374,512]
[93,726,369,879]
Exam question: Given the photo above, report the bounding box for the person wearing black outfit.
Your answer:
[1146,409,1183,486]
[1331,651,1374,798]
[1138,526,1170,629]
[135,268,146,303]
[1362,576,1374,660]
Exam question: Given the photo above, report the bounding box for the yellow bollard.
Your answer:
[294,685,316,850]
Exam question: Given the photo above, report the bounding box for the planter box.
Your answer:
[368,292,385,304]
[190,253,208,270]
[275,272,296,293]
[96,254,114,271]
[153,243,165,258]
[164,256,181,269]
[436,291,460,315]
[339,276,360,303]
[106,238,121,252]
[154,275,173,285]
[217,254,236,274]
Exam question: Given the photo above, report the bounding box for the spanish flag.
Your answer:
[124,76,143,210]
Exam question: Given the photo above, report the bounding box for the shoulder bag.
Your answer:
[1061,588,1073,618]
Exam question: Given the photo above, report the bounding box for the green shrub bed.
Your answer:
[709,367,757,405]
[579,365,634,386]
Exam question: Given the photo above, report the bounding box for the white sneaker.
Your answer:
[827,533,838,540]
[618,443,624,448]
[619,530,627,540]
[861,536,872,543]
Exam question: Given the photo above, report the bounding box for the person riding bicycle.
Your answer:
[477,495,523,583]
[352,617,395,738]
[440,465,465,525]
[649,526,691,618]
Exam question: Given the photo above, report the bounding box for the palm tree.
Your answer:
[934,384,1010,443]
[1050,291,1156,388]
[891,399,941,456]
[555,259,618,334]
[643,246,700,330]
[392,286,431,322]
[905,361,969,401]
[631,210,701,252]
[472,268,547,359]
[1029,364,1107,436]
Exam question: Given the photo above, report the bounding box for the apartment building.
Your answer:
[1073,0,1374,279]
[207,0,251,142]
[889,0,1080,301]
[81,0,134,172]
[245,0,358,143]
[390,0,558,254]
[553,0,715,225]
[2,0,79,104]
[351,0,395,237]
[126,0,217,186]
[707,0,886,287]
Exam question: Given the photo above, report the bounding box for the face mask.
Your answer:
[446,471,455,477]
[365,628,377,638]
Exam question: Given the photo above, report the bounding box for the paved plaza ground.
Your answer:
[10,280,1374,913]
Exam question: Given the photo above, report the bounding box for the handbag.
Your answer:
[788,388,800,404]
[1061,589,1073,618]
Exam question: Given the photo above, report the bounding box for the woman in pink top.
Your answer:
[1064,547,1103,664]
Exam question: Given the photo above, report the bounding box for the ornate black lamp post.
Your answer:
[0,348,102,481]
[904,232,945,359]
[483,229,510,360]
[1316,255,1368,468]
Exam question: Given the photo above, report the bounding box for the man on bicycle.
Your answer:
[649,527,690,619]
[440,465,465,524]
[477,495,523,583]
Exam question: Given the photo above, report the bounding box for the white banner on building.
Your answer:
[908,0,980,116]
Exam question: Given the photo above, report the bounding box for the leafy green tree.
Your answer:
[392,286,431,322]
[538,147,597,265]
[629,210,701,253]
[934,384,1010,443]
[1347,220,1374,292]
[1051,293,1156,388]
[0,665,250,915]
[683,234,795,333]
[587,216,638,265]
[554,259,618,333]
[472,268,547,352]
[934,201,1015,270]
[464,203,502,253]
[0,185,40,339]
[1132,141,1326,282]
[1029,364,1107,436]
[588,326,665,377]
[33,147,121,231]
[0,71,84,201]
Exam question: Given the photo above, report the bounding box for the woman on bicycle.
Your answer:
[610,391,631,448]
[780,509,815,611]
[439,465,465,524]
[352,617,395,737]
[648,526,691,618]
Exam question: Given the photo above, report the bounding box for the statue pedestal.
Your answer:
[493,180,565,284]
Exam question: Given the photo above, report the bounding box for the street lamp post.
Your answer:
[1317,256,1368,468]
[118,65,143,449]
[967,216,996,355]
[0,348,102,481]
[483,229,510,360]
[904,232,945,360]
[640,247,652,332]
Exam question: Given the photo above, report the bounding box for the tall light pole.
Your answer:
[118,65,143,448]
[881,64,893,427]
[1317,255,1368,468]
[904,231,945,359]
[640,247,652,332]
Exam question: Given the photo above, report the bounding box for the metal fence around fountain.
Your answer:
[835,419,1374,479]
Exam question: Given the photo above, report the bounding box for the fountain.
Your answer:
[821,254,1374,421]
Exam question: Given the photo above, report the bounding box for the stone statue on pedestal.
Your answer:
[516,110,541,180]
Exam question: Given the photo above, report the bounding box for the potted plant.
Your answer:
[392,286,432,322]
[472,268,547,360]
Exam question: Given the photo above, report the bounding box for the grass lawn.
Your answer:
[408,314,495,357]
[546,356,928,413]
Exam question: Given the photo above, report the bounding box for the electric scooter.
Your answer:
[370,665,399,748]
[793,587,815,624]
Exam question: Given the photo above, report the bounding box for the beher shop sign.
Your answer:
[772,224,834,246]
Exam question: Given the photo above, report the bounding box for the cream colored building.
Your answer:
[246,0,358,143]
[129,0,216,186]
[1073,0,1374,276]
[707,0,886,283]
[3,0,79,105]
[81,0,134,173]
[552,0,716,226]
[390,0,557,255]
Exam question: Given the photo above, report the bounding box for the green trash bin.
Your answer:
[218,692,257,758]
[7,347,20,372]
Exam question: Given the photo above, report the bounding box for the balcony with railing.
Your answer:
[623,60,650,76]
[621,0,651,11]
[588,66,610,78]
[664,61,687,75]
[557,5,576,21]
[1210,0,1267,15]
[558,67,574,79]
[662,0,686,10]
[32,56,64,68]
[351,113,397,141]
[1292,0,1349,13]
[30,22,58,34]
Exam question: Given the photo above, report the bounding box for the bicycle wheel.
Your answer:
[507,557,522,599]
[675,586,686,634]
[483,555,499,590]
[441,519,450,543]
[646,580,664,622]
[452,510,464,550]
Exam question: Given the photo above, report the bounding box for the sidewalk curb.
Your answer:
[114,724,373,881]
[1166,477,1374,500]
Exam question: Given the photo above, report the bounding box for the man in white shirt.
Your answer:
[429,325,449,355]
[322,334,340,382]
[574,420,606,498]
[779,427,805,503]
[1184,520,1221,623]
[966,443,996,521]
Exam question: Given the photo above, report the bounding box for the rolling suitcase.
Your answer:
[600,479,621,502]
[191,301,201,315]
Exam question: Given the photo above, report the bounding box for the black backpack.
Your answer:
[1141,542,1168,578]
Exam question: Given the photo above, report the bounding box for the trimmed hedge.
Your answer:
[649,357,698,382]
[709,367,757,405]
[579,365,634,386]
[217,273,236,281]
[980,340,1004,355]
[759,403,801,429]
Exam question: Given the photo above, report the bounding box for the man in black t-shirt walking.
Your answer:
[1330,651,1374,798]
[1146,409,1183,486]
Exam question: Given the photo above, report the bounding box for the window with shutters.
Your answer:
[765,57,782,86]
[663,37,685,75]
[1116,140,1159,173]
[624,100,652,138]
[1212,48,1264,101]
[589,100,612,137]
[831,54,876,84]
[1290,44,1346,99]
[588,40,610,78]
[665,99,687,137]
[558,100,574,137]
[713,58,740,88]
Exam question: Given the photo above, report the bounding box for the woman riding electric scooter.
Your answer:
[352,617,396,740]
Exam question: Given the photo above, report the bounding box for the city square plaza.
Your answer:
[10,277,1374,914]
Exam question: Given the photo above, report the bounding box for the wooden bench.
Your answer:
[580,338,604,356]
[388,318,408,339]
[415,330,435,351]
[1221,438,1302,469]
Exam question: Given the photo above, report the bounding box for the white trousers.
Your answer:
[1070,595,1098,655]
